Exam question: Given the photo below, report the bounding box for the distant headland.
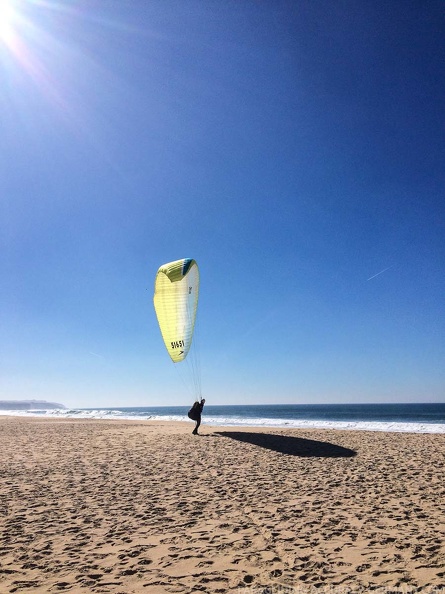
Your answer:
[0,400,66,411]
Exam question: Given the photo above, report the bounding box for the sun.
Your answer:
[0,0,16,46]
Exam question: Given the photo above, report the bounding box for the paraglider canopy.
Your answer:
[153,258,199,363]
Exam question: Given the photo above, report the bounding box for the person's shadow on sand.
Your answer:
[215,432,356,458]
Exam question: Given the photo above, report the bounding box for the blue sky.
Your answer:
[1,0,444,408]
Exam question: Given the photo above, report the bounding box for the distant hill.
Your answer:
[0,400,66,411]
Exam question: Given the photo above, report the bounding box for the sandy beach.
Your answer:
[0,417,444,593]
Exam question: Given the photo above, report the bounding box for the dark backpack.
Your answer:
[187,401,200,421]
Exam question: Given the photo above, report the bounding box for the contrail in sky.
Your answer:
[89,351,105,359]
[367,265,394,281]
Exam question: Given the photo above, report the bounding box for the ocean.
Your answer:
[2,403,445,433]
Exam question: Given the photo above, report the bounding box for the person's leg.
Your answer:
[193,415,201,434]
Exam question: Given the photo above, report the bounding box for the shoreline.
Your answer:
[1,416,444,593]
[1,410,445,434]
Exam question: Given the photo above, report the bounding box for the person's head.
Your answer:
[201,398,206,404]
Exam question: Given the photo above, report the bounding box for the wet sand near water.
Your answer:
[0,416,444,593]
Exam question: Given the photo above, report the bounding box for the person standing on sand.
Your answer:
[192,398,205,435]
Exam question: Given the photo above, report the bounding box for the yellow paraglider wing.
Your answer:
[153,258,199,363]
